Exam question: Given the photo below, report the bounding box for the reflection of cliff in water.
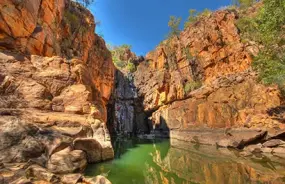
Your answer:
[150,140,285,184]
[85,139,285,184]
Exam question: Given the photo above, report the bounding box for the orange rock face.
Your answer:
[134,10,283,133]
[0,0,115,181]
[136,10,257,111]
[151,71,282,130]
[0,0,115,116]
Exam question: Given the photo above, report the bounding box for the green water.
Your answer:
[85,138,285,184]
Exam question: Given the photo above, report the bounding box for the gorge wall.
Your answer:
[0,0,114,183]
[112,8,285,152]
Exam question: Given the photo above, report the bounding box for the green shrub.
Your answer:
[126,62,136,73]
[64,10,80,32]
[237,0,285,96]
[184,81,202,94]
[168,16,181,37]
[184,9,198,28]
[73,0,95,7]
[253,53,285,95]
[113,58,126,68]
[236,17,260,42]
[184,9,212,29]
[233,0,256,8]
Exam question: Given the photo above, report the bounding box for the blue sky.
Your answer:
[89,0,232,55]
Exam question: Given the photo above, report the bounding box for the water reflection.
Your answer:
[85,138,285,184]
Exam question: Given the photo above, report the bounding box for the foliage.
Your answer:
[168,16,182,37]
[184,9,212,29]
[113,58,127,68]
[232,0,257,8]
[73,0,95,7]
[109,44,137,72]
[184,81,202,94]
[126,62,137,73]
[236,16,259,42]
[183,46,194,60]
[64,10,80,32]
[184,9,198,28]
[253,53,285,83]
[256,0,285,45]
[237,0,285,95]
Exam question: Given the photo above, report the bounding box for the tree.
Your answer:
[73,0,95,7]
[168,16,181,37]
[232,0,257,8]
[184,9,198,28]
[236,0,285,95]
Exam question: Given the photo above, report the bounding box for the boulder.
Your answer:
[0,119,45,163]
[61,174,83,184]
[47,147,87,174]
[263,139,284,148]
[73,138,102,163]
[101,142,115,161]
[244,144,262,153]
[52,84,92,114]
[26,164,60,183]
[83,175,112,184]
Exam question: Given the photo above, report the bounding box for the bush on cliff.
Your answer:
[109,44,137,72]
[237,0,285,95]
[184,81,202,94]
[233,0,257,8]
[126,62,137,73]
[73,0,95,7]
[168,16,181,38]
[184,9,212,29]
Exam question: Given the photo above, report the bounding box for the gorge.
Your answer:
[0,0,285,184]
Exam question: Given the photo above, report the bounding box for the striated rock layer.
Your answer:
[0,0,115,183]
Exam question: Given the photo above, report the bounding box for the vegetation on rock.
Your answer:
[233,0,257,8]
[184,81,202,94]
[73,0,95,7]
[168,16,182,38]
[109,44,138,73]
[237,0,285,95]
[184,9,212,28]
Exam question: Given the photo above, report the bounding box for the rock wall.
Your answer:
[0,0,115,183]
[108,50,149,136]
[134,10,258,112]
[133,9,285,145]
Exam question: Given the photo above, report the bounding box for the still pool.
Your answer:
[85,138,285,184]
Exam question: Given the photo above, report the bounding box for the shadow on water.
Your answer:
[85,137,285,184]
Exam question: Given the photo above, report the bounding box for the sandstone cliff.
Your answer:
[107,46,149,136]
[0,0,115,183]
[133,9,285,150]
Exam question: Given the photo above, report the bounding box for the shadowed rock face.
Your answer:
[0,0,115,183]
